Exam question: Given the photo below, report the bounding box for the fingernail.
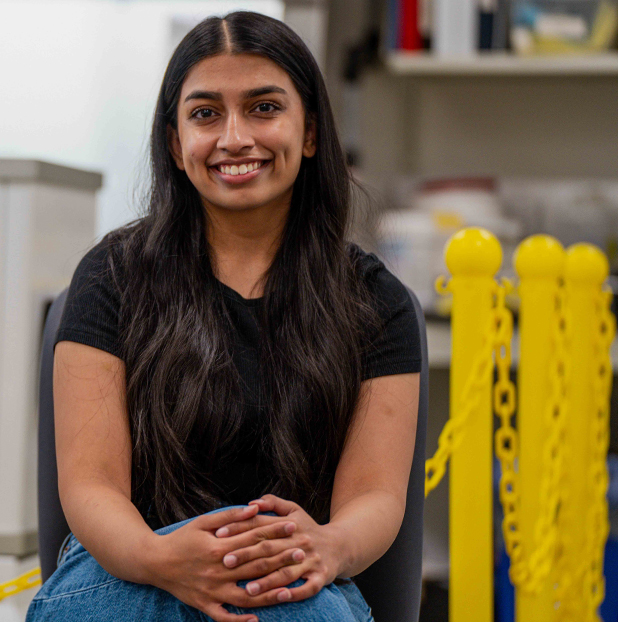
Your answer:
[247,582,260,595]
[248,618,258,622]
[284,522,295,534]
[223,554,237,568]
[216,527,229,537]
[277,589,291,602]
[293,549,304,562]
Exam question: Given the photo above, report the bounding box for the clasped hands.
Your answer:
[218,495,339,603]
[153,494,341,622]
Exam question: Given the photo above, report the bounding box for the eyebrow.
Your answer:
[184,85,288,104]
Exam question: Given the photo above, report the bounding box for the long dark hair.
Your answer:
[101,10,383,528]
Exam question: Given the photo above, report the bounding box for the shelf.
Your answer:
[383,50,618,76]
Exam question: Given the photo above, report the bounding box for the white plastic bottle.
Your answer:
[433,0,479,55]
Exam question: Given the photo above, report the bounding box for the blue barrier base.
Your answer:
[495,536,618,622]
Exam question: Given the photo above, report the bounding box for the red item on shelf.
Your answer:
[398,0,422,50]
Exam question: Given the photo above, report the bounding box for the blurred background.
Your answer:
[2,0,618,620]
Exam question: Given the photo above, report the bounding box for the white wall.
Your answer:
[0,0,284,238]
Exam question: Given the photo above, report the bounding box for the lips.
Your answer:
[210,159,272,183]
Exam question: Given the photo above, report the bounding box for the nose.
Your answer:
[216,110,255,153]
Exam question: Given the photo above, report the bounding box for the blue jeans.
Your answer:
[26,505,374,622]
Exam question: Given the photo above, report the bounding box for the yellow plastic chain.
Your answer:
[424,275,496,497]
[493,276,569,594]
[582,284,615,619]
[427,272,571,596]
[560,285,616,622]
[0,568,41,602]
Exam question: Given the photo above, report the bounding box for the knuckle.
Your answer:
[209,546,225,561]
[309,582,321,596]
[260,540,274,556]
[297,534,312,549]
[256,528,271,541]
[254,558,269,574]
[203,565,217,580]
[279,566,293,580]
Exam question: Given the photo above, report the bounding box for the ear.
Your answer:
[302,115,317,159]
[167,124,185,171]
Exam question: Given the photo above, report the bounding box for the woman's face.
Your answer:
[168,52,316,217]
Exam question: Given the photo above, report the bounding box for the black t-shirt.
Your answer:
[54,236,423,509]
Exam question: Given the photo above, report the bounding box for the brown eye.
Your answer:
[191,108,214,119]
[254,102,281,113]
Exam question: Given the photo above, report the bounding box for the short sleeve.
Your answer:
[54,235,123,360]
[359,250,423,380]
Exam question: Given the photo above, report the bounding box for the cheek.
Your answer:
[182,133,213,164]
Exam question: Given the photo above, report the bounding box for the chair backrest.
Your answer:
[352,286,428,622]
[38,287,71,582]
[38,285,428,622]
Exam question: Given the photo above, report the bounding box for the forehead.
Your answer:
[180,53,298,101]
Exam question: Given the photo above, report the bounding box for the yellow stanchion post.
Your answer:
[557,243,612,621]
[513,235,566,622]
[445,228,501,622]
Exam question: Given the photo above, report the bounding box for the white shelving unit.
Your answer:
[384,50,618,76]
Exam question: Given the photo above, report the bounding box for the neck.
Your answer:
[204,199,289,297]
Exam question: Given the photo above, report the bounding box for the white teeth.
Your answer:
[217,160,264,176]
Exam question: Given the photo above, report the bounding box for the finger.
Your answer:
[227,546,306,580]
[224,532,302,569]
[220,524,298,565]
[220,521,296,558]
[248,494,298,516]
[224,581,303,610]
[280,574,323,603]
[195,505,259,532]
[215,514,291,539]
[243,560,310,597]
[203,602,258,622]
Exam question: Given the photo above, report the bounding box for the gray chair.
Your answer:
[37,285,428,621]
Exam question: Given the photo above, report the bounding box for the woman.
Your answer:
[27,10,421,622]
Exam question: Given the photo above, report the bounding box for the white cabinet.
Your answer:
[0,159,100,558]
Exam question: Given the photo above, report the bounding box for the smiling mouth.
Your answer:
[210,159,271,175]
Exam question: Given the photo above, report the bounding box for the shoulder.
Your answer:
[61,232,127,322]
[347,241,416,316]
[348,243,424,377]
[72,231,125,288]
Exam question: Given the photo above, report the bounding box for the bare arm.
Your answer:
[327,372,420,577]
[54,340,156,584]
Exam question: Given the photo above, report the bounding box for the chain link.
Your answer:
[429,272,575,597]
[556,284,616,621]
[425,275,497,497]
[0,568,41,602]
[494,276,571,595]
